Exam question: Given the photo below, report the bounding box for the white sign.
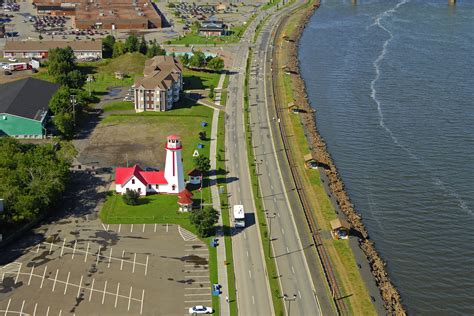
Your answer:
[193,150,199,157]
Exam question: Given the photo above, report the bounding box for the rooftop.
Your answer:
[4,40,102,52]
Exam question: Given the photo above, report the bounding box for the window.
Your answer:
[132,179,135,184]
[156,185,159,189]
[172,184,176,191]
[148,184,151,189]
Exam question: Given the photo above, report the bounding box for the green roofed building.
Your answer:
[0,78,59,138]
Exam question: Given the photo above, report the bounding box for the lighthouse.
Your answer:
[164,134,185,194]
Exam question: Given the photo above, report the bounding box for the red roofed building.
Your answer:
[177,188,193,212]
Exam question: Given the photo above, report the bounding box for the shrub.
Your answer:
[123,190,140,205]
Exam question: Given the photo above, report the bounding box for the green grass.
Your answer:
[244,48,285,316]
[216,111,238,316]
[102,101,134,112]
[183,68,221,90]
[220,74,230,107]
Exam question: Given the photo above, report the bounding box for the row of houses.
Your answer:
[3,40,103,59]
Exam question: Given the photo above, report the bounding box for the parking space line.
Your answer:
[154,224,157,233]
[58,309,62,316]
[144,255,149,276]
[120,250,125,270]
[101,223,107,232]
[132,253,136,273]
[60,238,66,257]
[102,281,108,304]
[89,278,95,302]
[249,270,252,279]
[33,303,37,316]
[4,298,11,315]
[166,223,169,232]
[28,266,34,286]
[140,289,145,315]
[40,266,47,289]
[108,248,113,268]
[107,224,110,232]
[118,224,122,233]
[46,306,50,316]
[96,247,102,264]
[142,224,145,233]
[77,275,83,298]
[20,300,25,315]
[64,272,70,295]
[114,282,120,308]
[84,243,90,262]
[52,269,59,292]
[72,240,77,259]
[128,286,133,311]
[15,262,22,284]
[130,224,133,233]
[49,241,54,254]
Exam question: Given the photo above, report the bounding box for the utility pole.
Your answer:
[266,211,276,257]
[283,294,297,316]
[70,94,77,127]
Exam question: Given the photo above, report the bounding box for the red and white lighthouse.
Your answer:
[164,134,185,194]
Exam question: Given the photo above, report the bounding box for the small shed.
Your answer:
[330,218,351,240]
[188,169,202,185]
[114,71,125,80]
[177,189,194,212]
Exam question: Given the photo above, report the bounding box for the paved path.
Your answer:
[214,73,226,106]
[209,108,230,316]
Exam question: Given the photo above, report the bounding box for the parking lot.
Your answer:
[0,220,211,316]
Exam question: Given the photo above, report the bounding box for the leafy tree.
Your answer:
[189,50,206,68]
[57,69,85,89]
[193,155,211,175]
[179,53,190,66]
[102,35,116,58]
[38,34,43,40]
[189,206,219,237]
[48,46,76,79]
[123,190,140,205]
[208,85,215,99]
[53,112,75,139]
[112,41,125,58]
[139,36,148,55]
[124,34,139,53]
[207,57,225,72]
[48,86,72,114]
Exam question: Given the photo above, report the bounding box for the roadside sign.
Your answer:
[193,150,199,157]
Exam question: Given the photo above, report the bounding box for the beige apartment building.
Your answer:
[133,56,183,112]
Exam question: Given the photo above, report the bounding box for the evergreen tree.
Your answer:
[139,36,148,55]
[124,34,139,53]
[102,35,116,58]
[112,41,125,58]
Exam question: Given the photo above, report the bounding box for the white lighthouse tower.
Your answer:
[164,134,185,194]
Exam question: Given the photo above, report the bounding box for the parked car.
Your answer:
[8,58,17,62]
[188,306,213,314]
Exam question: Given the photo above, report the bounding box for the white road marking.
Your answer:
[298,290,302,298]
[130,224,133,233]
[15,262,22,284]
[286,246,290,253]
[128,286,133,311]
[166,223,169,232]
[4,298,11,315]
[142,224,145,233]
[291,266,295,274]
[145,255,149,276]
[46,306,50,316]
[52,269,59,292]
[101,223,107,231]
[49,241,54,254]
[246,250,249,257]
[72,240,77,259]
[59,310,62,316]
[140,289,145,315]
[89,278,95,302]
[20,300,25,315]
[40,266,47,289]
[132,253,137,273]
[60,239,66,257]
[243,231,247,239]
[33,303,38,316]
[84,243,89,262]
[108,248,113,268]
[102,281,108,304]
[28,266,34,286]
[277,212,280,217]
[77,275,83,298]
[64,271,70,294]
[154,224,157,232]
[118,224,122,233]
[248,270,252,279]
[96,246,102,264]
[115,282,120,308]
[120,250,125,270]
[281,228,285,235]
[252,295,255,304]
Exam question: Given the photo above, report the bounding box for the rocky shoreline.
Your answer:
[282,1,406,314]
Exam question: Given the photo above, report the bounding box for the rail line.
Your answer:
[267,6,349,315]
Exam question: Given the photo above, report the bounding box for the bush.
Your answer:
[123,190,140,205]
[189,207,219,237]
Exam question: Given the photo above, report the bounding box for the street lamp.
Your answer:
[266,211,276,258]
[70,94,77,127]
[283,294,297,316]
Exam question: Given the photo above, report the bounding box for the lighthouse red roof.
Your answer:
[115,164,167,185]
[167,134,180,140]
[178,188,193,198]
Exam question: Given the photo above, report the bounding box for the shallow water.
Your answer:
[299,0,474,314]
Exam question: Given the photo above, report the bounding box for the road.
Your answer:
[225,1,334,315]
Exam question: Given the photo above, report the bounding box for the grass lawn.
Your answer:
[102,101,134,112]
[183,68,221,90]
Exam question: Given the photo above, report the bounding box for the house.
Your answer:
[0,78,60,138]
[188,169,202,185]
[199,20,226,37]
[115,135,186,195]
[3,40,103,60]
[177,188,193,212]
[132,56,183,112]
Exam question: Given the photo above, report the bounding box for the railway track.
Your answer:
[267,7,349,315]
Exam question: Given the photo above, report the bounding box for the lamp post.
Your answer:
[283,294,297,316]
[266,211,276,258]
[70,94,77,127]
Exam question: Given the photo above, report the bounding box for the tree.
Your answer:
[124,34,139,53]
[208,85,215,99]
[189,206,219,237]
[48,86,72,114]
[57,69,85,89]
[112,41,125,58]
[207,57,225,72]
[48,46,76,79]
[179,53,190,66]
[193,156,211,175]
[53,112,75,139]
[189,50,206,68]
[102,35,116,58]
[123,190,140,206]
[198,131,207,141]
[139,36,148,55]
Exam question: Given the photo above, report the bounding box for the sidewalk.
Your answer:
[209,108,230,316]
[214,73,226,106]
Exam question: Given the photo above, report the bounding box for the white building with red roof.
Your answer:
[115,135,186,195]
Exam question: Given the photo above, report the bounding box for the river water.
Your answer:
[299,0,474,314]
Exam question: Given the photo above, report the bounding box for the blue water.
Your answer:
[299,0,474,314]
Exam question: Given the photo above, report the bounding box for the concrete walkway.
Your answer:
[209,107,230,316]
[214,73,226,106]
